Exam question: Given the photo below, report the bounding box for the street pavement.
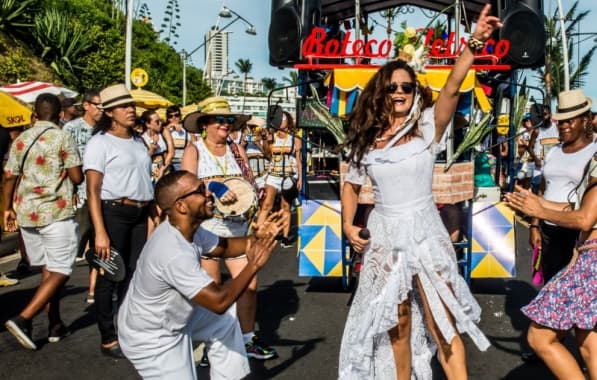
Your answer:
[0,219,584,379]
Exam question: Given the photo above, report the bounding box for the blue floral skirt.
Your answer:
[522,238,597,330]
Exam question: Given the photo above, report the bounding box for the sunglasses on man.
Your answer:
[386,82,415,95]
[175,183,207,203]
[167,113,181,118]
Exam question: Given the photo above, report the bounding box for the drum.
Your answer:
[213,177,258,221]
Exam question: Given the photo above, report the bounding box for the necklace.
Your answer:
[204,141,229,176]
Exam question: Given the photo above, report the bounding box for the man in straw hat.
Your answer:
[117,170,287,379]
[522,88,597,361]
[181,97,280,363]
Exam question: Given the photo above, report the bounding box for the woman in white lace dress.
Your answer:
[339,5,500,379]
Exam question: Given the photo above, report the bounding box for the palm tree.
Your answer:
[282,70,299,86]
[537,1,596,104]
[261,77,277,94]
[235,58,253,95]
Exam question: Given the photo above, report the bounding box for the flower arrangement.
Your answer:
[393,21,424,61]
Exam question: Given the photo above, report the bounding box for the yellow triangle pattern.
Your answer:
[302,227,327,275]
[471,254,512,278]
[327,261,343,277]
[304,202,342,238]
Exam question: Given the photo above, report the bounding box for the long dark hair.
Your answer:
[343,59,430,167]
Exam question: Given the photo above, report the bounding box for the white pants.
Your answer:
[20,218,79,276]
[129,304,249,380]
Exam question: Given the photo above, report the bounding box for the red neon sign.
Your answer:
[296,27,512,71]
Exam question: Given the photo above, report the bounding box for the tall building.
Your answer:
[204,26,230,82]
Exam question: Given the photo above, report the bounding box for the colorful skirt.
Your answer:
[522,238,597,330]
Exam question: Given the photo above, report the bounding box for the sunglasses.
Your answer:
[211,115,236,125]
[175,183,207,204]
[386,82,415,95]
[167,113,181,118]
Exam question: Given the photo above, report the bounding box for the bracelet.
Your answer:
[467,36,485,53]
[529,225,540,229]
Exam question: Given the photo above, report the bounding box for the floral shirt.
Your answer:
[4,120,81,227]
[63,117,94,204]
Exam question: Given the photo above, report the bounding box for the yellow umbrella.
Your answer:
[130,89,173,109]
[0,92,32,128]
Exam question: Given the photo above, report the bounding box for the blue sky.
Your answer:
[143,0,597,102]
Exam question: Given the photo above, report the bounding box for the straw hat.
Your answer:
[182,96,250,133]
[247,116,266,128]
[99,84,135,110]
[552,89,593,120]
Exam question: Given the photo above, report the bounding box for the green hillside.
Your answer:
[0,0,211,104]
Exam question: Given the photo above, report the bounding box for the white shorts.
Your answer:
[20,218,79,276]
[263,173,298,192]
[200,218,249,238]
[125,305,249,380]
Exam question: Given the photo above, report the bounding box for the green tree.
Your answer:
[235,58,252,95]
[0,0,38,41]
[32,7,90,85]
[282,70,299,86]
[159,0,181,46]
[537,1,597,103]
[261,77,277,93]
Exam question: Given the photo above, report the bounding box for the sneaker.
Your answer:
[280,238,293,249]
[0,274,19,287]
[245,336,277,360]
[85,293,95,304]
[198,349,210,368]
[48,323,71,343]
[5,316,36,350]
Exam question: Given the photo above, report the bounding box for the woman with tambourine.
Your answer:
[258,110,302,248]
[181,96,279,362]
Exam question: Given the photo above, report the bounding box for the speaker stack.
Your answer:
[268,0,321,68]
[498,0,546,69]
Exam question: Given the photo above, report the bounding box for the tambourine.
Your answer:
[212,177,258,221]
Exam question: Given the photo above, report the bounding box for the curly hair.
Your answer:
[343,60,432,167]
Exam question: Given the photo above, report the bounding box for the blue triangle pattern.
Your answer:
[298,249,323,276]
[298,225,324,249]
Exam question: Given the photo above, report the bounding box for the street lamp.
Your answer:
[181,6,256,106]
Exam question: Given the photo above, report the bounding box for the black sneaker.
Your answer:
[5,316,36,350]
[198,348,210,367]
[48,323,71,343]
[280,238,293,249]
[245,336,277,360]
[16,259,30,275]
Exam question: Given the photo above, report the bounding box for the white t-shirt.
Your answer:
[118,221,219,355]
[83,132,154,201]
[543,142,597,204]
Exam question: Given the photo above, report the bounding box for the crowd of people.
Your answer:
[1,4,597,380]
[0,85,297,378]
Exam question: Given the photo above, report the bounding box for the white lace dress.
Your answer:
[339,108,490,379]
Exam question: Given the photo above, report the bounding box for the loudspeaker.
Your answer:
[268,0,321,68]
[500,0,545,68]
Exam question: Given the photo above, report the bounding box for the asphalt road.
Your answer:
[0,219,584,380]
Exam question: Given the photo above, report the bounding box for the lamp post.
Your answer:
[181,6,256,106]
[125,0,134,90]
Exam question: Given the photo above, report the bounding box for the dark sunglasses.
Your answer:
[175,183,206,203]
[167,113,181,118]
[211,115,236,125]
[386,82,415,95]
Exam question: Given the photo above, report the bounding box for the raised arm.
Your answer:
[434,4,502,142]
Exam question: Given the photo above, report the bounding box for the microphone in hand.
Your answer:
[358,228,371,240]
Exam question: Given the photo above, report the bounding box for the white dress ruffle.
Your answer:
[339,108,490,379]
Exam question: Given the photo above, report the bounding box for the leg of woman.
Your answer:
[256,185,276,227]
[575,328,597,379]
[415,276,467,379]
[527,322,585,379]
[225,258,257,335]
[388,300,412,379]
[280,196,292,239]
